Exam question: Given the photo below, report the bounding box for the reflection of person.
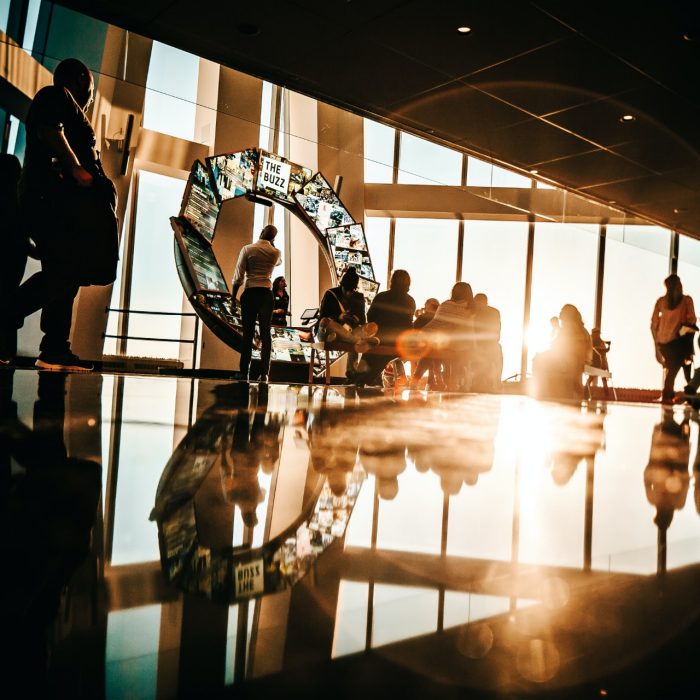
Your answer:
[471,293,503,393]
[271,276,290,327]
[532,304,592,400]
[651,274,697,404]
[1,371,101,692]
[17,58,113,371]
[232,224,282,382]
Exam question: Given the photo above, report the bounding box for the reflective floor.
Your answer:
[2,369,700,699]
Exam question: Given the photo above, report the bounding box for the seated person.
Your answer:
[317,268,379,353]
[532,304,592,400]
[420,282,474,391]
[353,269,416,385]
[410,297,442,389]
[471,293,503,393]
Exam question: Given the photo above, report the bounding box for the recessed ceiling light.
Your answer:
[530,169,539,175]
[457,26,472,34]
[683,32,694,41]
[674,207,688,214]
[620,114,636,122]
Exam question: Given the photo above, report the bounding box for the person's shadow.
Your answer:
[0,370,101,694]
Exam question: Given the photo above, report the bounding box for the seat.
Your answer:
[584,363,617,400]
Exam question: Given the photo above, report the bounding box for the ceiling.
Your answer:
[56,0,700,236]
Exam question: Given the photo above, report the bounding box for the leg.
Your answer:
[38,263,79,356]
[255,288,274,378]
[239,289,257,377]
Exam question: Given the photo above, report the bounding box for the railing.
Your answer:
[103,307,200,371]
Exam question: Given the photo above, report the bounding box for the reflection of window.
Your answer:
[143,41,200,142]
[676,235,700,322]
[467,156,531,188]
[528,223,598,366]
[602,225,670,388]
[398,132,462,186]
[106,605,161,698]
[364,119,394,184]
[462,221,528,379]
[364,217,391,292]
[393,218,459,307]
[372,584,438,647]
[332,581,369,657]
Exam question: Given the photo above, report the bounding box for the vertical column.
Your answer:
[520,217,536,380]
[594,222,607,331]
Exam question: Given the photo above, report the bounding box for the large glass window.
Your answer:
[602,225,671,389]
[364,217,391,292]
[461,220,529,379]
[467,156,531,188]
[393,218,459,307]
[143,41,200,142]
[364,119,394,184]
[528,223,598,366]
[397,132,462,186]
[677,234,700,323]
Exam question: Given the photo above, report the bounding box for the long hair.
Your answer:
[451,281,473,304]
[559,304,584,327]
[664,274,683,310]
[272,276,288,298]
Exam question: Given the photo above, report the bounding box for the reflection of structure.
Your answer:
[151,382,366,603]
[171,150,377,370]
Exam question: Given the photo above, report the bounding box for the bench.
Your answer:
[306,341,404,385]
[584,364,617,400]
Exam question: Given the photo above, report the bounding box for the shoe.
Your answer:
[35,351,93,372]
[366,336,380,346]
[364,322,379,337]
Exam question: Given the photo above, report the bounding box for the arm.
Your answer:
[685,296,697,326]
[650,298,661,341]
[231,247,248,302]
[38,125,93,188]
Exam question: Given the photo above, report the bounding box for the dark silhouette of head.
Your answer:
[424,298,439,314]
[272,276,287,296]
[390,269,411,293]
[664,273,683,310]
[260,224,277,242]
[474,293,488,307]
[340,267,359,292]
[54,58,94,110]
[0,153,21,195]
[451,281,473,303]
[559,303,584,327]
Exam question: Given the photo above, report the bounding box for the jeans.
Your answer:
[240,287,274,377]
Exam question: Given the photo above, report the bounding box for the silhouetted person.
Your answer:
[353,269,416,386]
[232,224,282,382]
[0,154,37,363]
[410,297,441,389]
[471,293,503,393]
[651,273,697,404]
[271,275,290,327]
[17,58,113,371]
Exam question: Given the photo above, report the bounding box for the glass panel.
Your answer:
[462,220,528,380]
[143,41,200,142]
[332,581,369,657]
[128,170,191,360]
[602,225,671,389]
[106,605,161,700]
[225,605,239,685]
[0,2,10,33]
[371,584,438,647]
[364,119,394,184]
[467,156,531,188]
[528,223,598,366]
[677,234,700,326]
[393,218,459,308]
[398,132,462,186]
[22,0,41,53]
[364,217,391,293]
[443,592,511,629]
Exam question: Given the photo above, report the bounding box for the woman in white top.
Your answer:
[651,274,697,404]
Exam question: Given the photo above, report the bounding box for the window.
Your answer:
[467,156,531,188]
[461,220,528,379]
[397,132,462,186]
[393,218,459,307]
[364,217,391,292]
[143,41,200,142]
[602,225,671,388]
[364,119,394,184]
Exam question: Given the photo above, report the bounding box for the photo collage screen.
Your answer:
[255,150,313,204]
[181,160,220,244]
[294,173,355,234]
[207,149,257,202]
[326,223,375,281]
[175,222,230,294]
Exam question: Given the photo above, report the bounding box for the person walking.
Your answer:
[651,274,697,404]
[16,58,116,371]
[231,224,282,382]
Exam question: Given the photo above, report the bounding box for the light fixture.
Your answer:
[674,207,687,214]
[620,114,636,122]
[530,169,539,175]
[457,26,472,34]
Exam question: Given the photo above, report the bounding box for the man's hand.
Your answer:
[71,164,93,188]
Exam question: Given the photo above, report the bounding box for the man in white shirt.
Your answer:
[232,225,282,381]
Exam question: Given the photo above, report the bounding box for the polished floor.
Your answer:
[2,368,700,699]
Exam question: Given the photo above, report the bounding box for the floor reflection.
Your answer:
[2,370,700,698]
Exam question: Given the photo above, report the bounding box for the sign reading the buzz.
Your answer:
[259,155,291,196]
[235,558,264,598]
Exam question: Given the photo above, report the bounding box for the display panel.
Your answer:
[294,172,355,234]
[255,150,312,204]
[207,149,258,202]
[270,328,308,363]
[326,223,375,280]
[357,275,380,305]
[173,219,230,294]
[180,160,220,244]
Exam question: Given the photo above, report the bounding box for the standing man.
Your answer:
[17,58,113,371]
[231,224,282,382]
